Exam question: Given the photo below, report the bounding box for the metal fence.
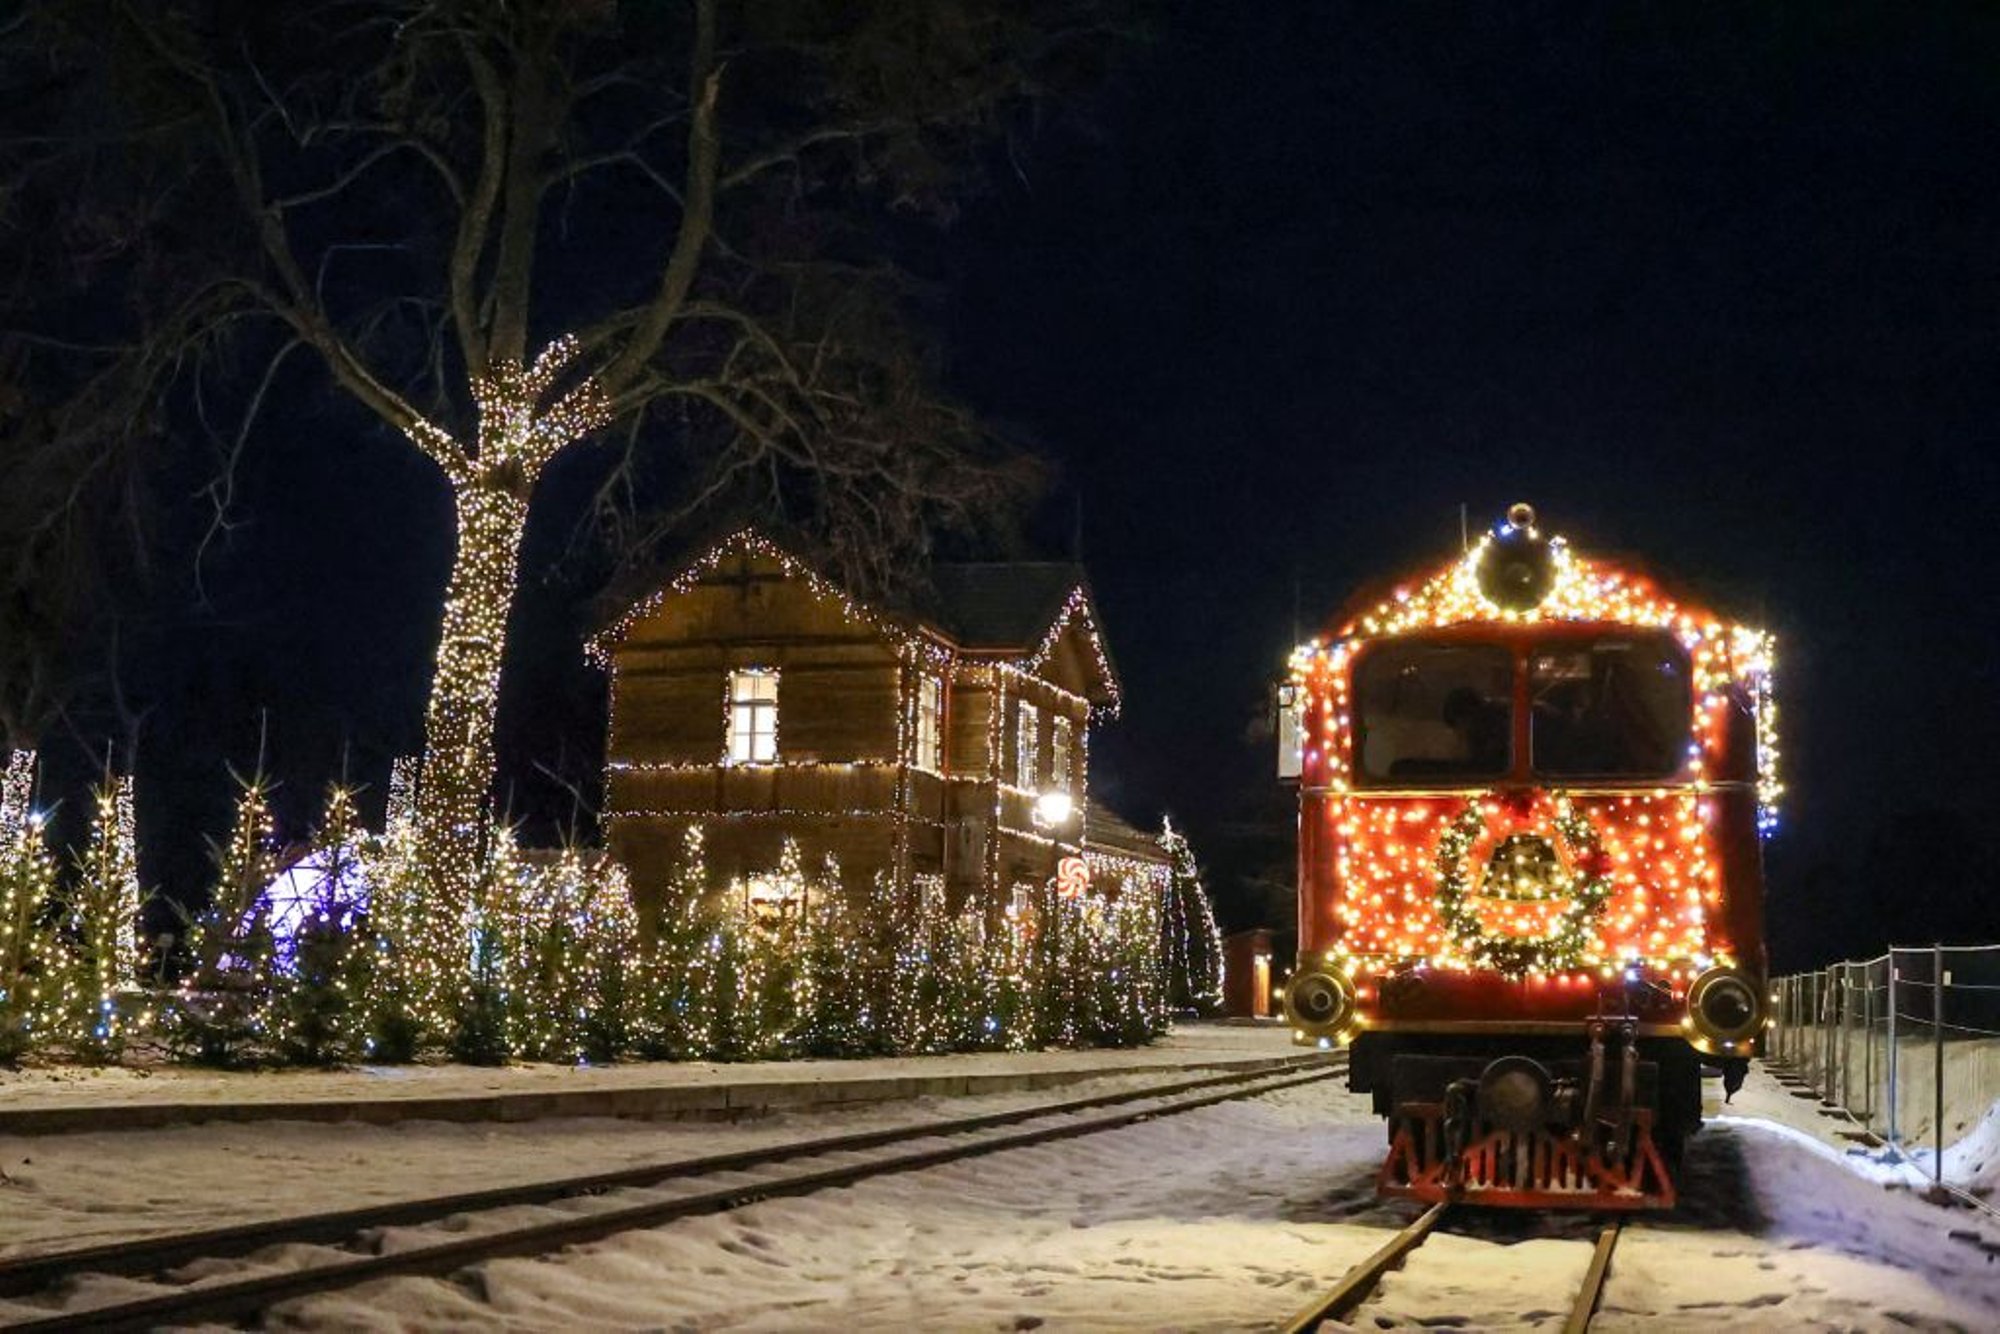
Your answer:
[1771,944,2000,1188]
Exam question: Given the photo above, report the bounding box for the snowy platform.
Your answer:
[0,1022,1303,1136]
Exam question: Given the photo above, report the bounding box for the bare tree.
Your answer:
[3,1,1114,933]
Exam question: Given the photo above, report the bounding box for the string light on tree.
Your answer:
[411,335,612,981]
[53,774,146,1060]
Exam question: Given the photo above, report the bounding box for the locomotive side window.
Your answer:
[1530,635,1691,779]
[1354,642,1513,783]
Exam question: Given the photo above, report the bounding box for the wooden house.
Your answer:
[588,531,1167,926]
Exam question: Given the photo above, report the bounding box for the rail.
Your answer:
[1278,1206,1623,1332]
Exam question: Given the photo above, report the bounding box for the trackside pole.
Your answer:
[1840,965,1852,1112]
[1933,942,1945,1185]
[1886,950,1899,1147]
[1861,967,1873,1127]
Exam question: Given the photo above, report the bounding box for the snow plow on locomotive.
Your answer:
[1282,505,1779,1210]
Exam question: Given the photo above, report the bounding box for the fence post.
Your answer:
[1861,965,1874,1127]
[1840,964,1853,1112]
[1782,974,1793,1063]
[1933,942,1945,1185]
[1886,949,1899,1147]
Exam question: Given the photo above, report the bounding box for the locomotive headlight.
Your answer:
[1283,968,1357,1040]
[1687,965,1764,1049]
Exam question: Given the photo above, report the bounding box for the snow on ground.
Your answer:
[0,1024,1292,1114]
[0,1063,1288,1257]
[1776,1033,2000,1196]
[257,1067,1993,1331]
[7,1053,1996,1330]
[1732,1051,2000,1199]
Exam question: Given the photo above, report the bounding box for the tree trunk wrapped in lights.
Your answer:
[411,341,608,936]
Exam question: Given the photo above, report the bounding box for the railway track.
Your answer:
[0,1055,1342,1332]
[1279,1204,1623,1333]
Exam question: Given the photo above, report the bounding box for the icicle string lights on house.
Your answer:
[1288,512,1777,982]
[587,530,955,671]
[1022,585,1123,718]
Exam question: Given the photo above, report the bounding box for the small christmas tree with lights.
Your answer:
[0,750,58,1062]
[1159,817,1223,1014]
[270,787,374,1066]
[636,825,720,1060]
[165,775,280,1067]
[51,773,145,1062]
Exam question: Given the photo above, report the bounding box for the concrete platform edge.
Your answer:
[0,1051,1324,1137]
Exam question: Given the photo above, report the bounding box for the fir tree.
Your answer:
[0,751,58,1062]
[269,788,374,1066]
[577,855,641,1064]
[357,816,427,1062]
[52,774,144,1062]
[636,826,719,1060]
[450,830,520,1066]
[1159,818,1224,1014]
[164,776,280,1067]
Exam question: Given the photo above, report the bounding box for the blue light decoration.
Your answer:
[259,843,370,968]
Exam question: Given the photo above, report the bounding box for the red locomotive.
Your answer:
[1282,504,1778,1209]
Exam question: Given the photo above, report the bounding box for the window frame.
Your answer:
[1016,699,1041,788]
[914,673,945,773]
[1050,713,1074,792]
[1349,637,1517,788]
[725,667,780,765]
[1528,631,1693,782]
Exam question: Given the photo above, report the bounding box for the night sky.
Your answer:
[34,3,2000,972]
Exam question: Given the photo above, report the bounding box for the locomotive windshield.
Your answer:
[1530,634,1691,779]
[1354,642,1513,782]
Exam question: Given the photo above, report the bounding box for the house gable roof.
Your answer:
[589,530,1123,713]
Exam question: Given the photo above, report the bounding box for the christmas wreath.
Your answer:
[1432,793,1614,978]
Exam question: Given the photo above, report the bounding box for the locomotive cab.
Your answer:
[1285,505,1777,1209]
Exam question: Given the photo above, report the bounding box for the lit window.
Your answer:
[727,669,778,764]
[1016,701,1040,786]
[916,675,945,772]
[1051,715,1073,792]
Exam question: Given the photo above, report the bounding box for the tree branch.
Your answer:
[485,15,556,367]
[596,0,719,398]
[449,34,507,377]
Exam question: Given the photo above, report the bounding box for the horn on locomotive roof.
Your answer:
[1475,501,1555,611]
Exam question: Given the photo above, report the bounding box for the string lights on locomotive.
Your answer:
[1282,503,1778,1209]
